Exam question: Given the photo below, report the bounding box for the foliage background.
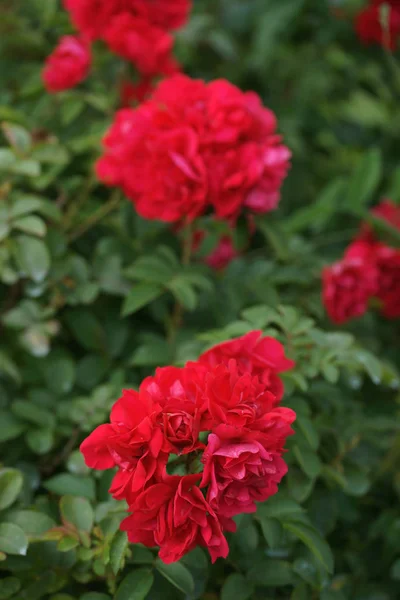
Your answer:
[0,0,400,599]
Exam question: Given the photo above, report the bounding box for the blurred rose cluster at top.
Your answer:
[356,0,400,50]
[42,0,191,93]
[323,201,400,324]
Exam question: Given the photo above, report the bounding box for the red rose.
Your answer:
[200,360,296,438]
[63,0,123,40]
[322,242,378,324]
[103,13,178,77]
[97,75,290,224]
[201,426,289,518]
[80,389,168,504]
[121,474,229,563]
[42,36,91,93]
[355,0,400,50]
[64,0,191,40]
[140,364,211,453]
[374,244,400,318]
[199,330,294,403]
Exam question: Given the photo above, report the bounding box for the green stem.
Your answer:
[68,191,121,243]
[168,221,194,345]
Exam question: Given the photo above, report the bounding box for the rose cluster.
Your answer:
[43,0,191,93]
[355,0,400,50]
[80,331,295,564]
[97,74,291,224]
[323,200,400,324]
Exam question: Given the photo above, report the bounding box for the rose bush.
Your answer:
[0,1,400,600]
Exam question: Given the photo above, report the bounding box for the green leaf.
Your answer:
[343,466,370,497]
[13,216,46,237]
[247,559,294,587]
[221,574,254,600]
[0,468,23,510]
[283,521,334,573]
[64,310,106,352]
[293,445,322,478]
[0,523,28,556]
[44,356,76,395]
[110,530,129,574]
[0,576,21,599]
[296,416,319,451]
[115,568,154,600]
[122,283,164,316]
[257,495,304,520]
[10,195,42,219]
[15,235,50,282]
[5,510,55,538]
[60,496,94,532]
[0,410,25,442]
[167,277,197,311]
[155,559,195,596]
[26,428,54,455]
[2,122,32,154]
[346,148,382,213]
[12,401,55,429]
[250,0,305,69]
[260,517,283,549]
[44,475,95,500]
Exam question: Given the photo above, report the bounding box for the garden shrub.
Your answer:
[0,1,400,599]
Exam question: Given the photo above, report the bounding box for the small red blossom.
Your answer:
[374,244,400,318]
[201,426,290,518]
[121,474,230,564]
[199,330,294,403]
[103,13,178,77]
[322,245,378,325]
[97,75,290,224]
[80,389,168,504]
[42,36,91,93]
[355,0,400,50]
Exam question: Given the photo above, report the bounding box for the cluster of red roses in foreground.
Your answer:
[43,0,191,93]
[356,0,400,50]
[323,200,400,324]
[80,331,295,564]
[97,74,291,223]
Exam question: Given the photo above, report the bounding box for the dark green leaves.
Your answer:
[154,559,195,596]
[122,282,164,317]
[346,148,382,213]
[14,235,50,282]
[60,496,94,532]
[0,523,28,556]
[283,521,334,574]
[115,569,154,600]
[0,468,23,510]
[221,573,254,600]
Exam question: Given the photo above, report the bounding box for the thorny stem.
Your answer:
[168,221,194,345]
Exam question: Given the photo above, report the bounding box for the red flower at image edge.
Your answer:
[355,0,400,50]
[322,241,378,325]
[42,36,91,93]
[80,333,295,564]
[96,75,290,224]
